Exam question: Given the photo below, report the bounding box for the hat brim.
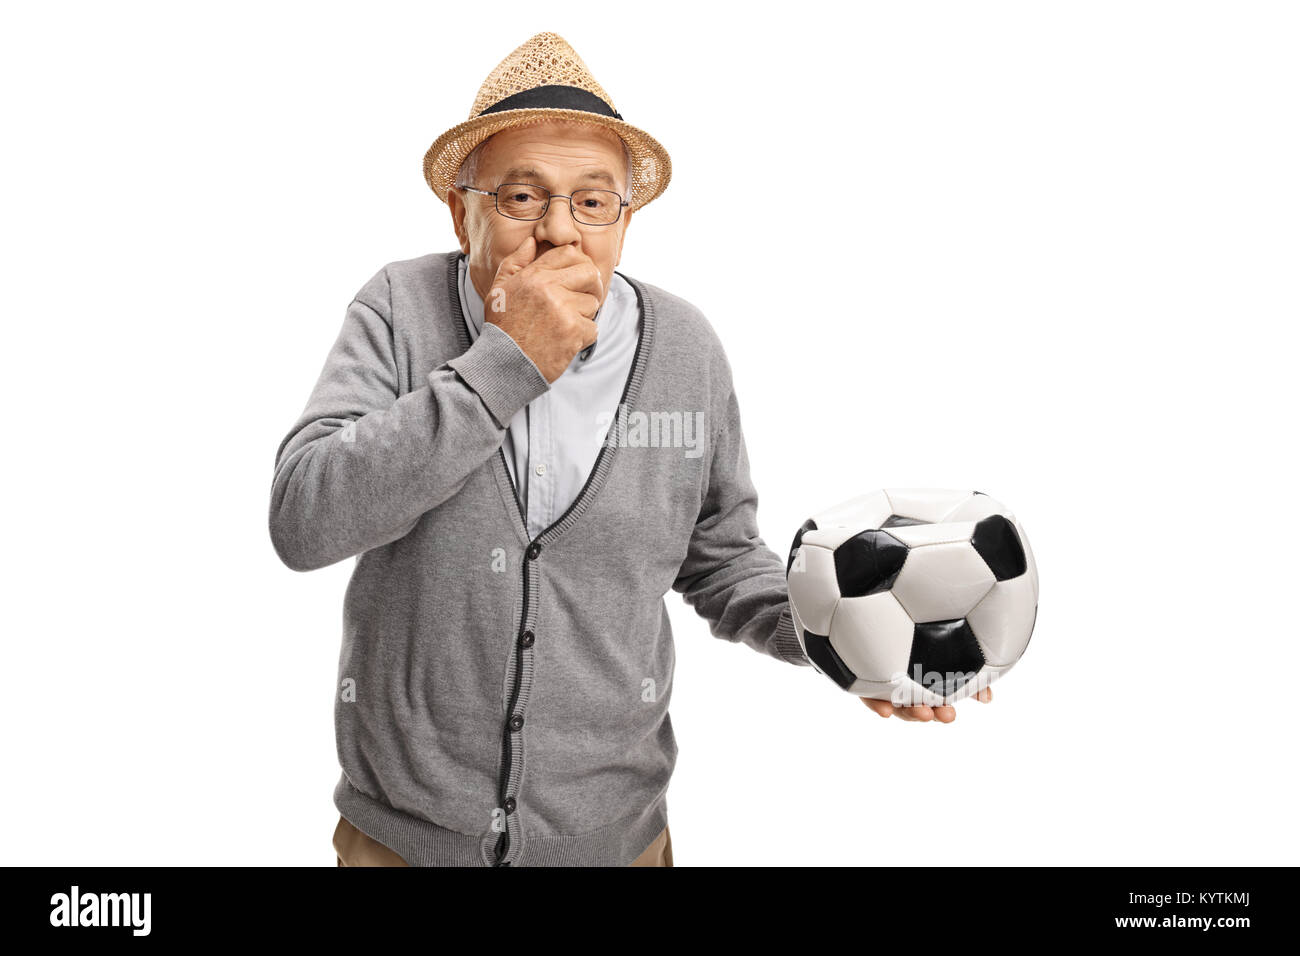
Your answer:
[423,108,671,212]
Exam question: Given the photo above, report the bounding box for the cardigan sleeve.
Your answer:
[670,346,812,668]
[268,264,549,572]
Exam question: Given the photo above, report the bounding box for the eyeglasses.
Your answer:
[459,182,629,226]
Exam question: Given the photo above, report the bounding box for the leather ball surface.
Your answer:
[786,489,1038,705]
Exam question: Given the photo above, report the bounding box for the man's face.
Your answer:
[448,120,634,307]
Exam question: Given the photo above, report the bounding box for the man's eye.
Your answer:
[509,193,536,203]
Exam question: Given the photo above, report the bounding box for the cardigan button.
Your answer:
[519,630,535,648]
[509,714,525,731]
[504,797,517,814]
[526,541,542,560]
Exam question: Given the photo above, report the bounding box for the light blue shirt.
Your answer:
[456,253,642,539]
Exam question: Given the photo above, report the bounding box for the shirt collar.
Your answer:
[458,253,602,362]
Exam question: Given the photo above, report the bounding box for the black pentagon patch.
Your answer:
[802,630,856,689]
[971,514,1027,581]
[881,514,928,528]
[833,529,908,598]
[908,619,985,697]
[787,517,817,576]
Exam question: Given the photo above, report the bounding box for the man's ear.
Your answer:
[615,208,632,266]
[448,188,471,255]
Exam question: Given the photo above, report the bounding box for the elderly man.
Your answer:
[269,32,988,868]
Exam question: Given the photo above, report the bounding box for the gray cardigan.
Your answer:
[268,250,811,866]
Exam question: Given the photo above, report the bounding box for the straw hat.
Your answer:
[423,32,671,212]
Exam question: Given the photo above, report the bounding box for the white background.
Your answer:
[2,0,1296,866]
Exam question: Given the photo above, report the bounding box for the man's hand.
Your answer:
[486,236,604,384]
[860,685,993,722]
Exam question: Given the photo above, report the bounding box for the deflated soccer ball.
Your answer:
[786,489,1038,706]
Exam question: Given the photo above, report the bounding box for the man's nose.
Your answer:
[533,196,580,246]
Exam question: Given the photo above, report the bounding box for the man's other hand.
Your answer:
[860,685,993,723]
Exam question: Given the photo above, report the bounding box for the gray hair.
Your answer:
[454,130,634,205]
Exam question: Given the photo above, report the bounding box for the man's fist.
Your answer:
[486,236,604,383]
[860,685,993,722]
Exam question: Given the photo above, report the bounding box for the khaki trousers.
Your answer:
[333,814,673,867]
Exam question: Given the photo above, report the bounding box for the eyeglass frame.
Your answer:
[457,182,630,226]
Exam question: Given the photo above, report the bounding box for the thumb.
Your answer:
[494,235,537,283]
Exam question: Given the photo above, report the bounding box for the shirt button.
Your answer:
[535,463,546,476]
[526,542,542,560]
[504,797,517,814]
[509,714,525,731]
[519,630,535,648]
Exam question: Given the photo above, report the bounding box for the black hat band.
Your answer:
[478,84,623,121]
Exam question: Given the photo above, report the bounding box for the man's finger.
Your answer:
[562,290,602,321]
[530,243,589,271]
[550,261,604,301]
[494,235,538,283]
[860,697,893,718]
